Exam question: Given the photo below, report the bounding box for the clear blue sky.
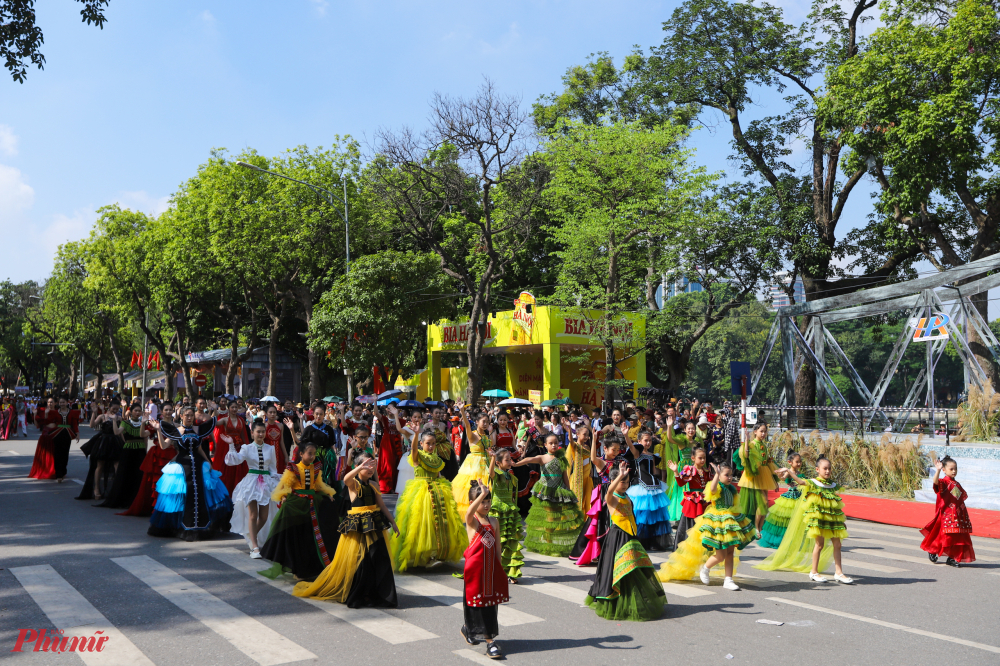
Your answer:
[0,0,922,300]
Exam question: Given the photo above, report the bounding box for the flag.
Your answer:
[373,365,385,395]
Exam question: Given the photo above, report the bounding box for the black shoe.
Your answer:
[487,642,503,659]
[461,625,479,646]
[928,553,938,563]
[946,558,960,568]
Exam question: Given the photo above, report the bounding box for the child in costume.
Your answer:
[225,420,280,558]
[293,454,400,608]
[737,422,781,533]
[666,447,712,547]
[758,450,803,549]
[393,431,466,571]
[659,416,696,521]
[259,442,339,580]
[119,402,175,516]
[756,456,854,584]
[585,460,666,621]
[486,448,524,582]
[920,456,975,566]
[452,403,493,518]
[460,480,510,659]
[657,462,755,591]
[566,424,595,515]
[569,432,623,566]
[625,431,672,551]
[514,432,585,557]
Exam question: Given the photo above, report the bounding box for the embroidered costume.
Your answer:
[524,451,585,557]
[737,438,779,520]
[756,477,846,574]
[392,450,466,571]
[673,464,712,547]
[226,442,280,547]
[570,460,611,566]
[375,412,403,493]
[920,475,975,563]
[626,449,671,545]
[29,408,79,479]
[118,438,176,517]
[259,461,339,581]
[452,438,491,518]
[463,520,510,641]
[758,474,803,549]
[292,480,398,608]
[656,432,691,521]
[585,493,666,621]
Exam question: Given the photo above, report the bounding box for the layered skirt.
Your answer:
[451,449,491,519]
[585,522,666,621]
[260,490,341,581]
[626,483,672,539]
[118,445,176,516]
[490,494,525,579]
[524,485,585,557]
[148,460,233,540]
[230,470,280,546]
[759,486,802,549]
[570,486,605,566]
[393,475,466,571]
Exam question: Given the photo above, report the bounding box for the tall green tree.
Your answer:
[2,0,110,83]
[309,251,455,390]
[542,119,715,403]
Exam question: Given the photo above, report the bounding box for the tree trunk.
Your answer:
[661,346,690,394]
[166,365,176,401]
[267,315,281,397]
[69,357,79,398]
[603,337,616,414]
[794,313,817,428]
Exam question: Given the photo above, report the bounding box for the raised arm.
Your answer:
[590,431,605,470]
[604,461,630,510]
[465,482,488,528]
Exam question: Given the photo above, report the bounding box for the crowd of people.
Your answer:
[20,391,977,660]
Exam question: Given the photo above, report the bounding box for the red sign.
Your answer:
[194,375,207,388]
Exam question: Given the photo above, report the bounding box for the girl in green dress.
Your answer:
[514,432,585,557]
[486,447,524,582]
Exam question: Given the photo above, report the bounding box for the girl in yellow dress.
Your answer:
[452,402,494,518]
[657,462,756,591]
[737,422,781,533]
[566,424,595,515]
[393,431,466,571]
[292,454,401,607]
[756,456,854,584]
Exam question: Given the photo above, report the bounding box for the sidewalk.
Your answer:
[767,490,1000,539]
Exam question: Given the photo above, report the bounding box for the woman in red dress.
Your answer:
[213,401,251,494]
[920,456,975,566]
[374,404,403,494]
[261,404,288,471]
[28,397,57,478]
[461,480,509,660]
[119,402,177,517]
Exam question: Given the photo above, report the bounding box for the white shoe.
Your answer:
[723,577,740,591]
[250,548,262,559]
[834,573,854,585]
[809,572,828,583]
[699,566,711,585]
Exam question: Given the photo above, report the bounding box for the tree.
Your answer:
[822,0,1000,386]
[0,279,45,391]
[542,119,715,404]
[643,0,926,416]
[309,251,455,390]
[368,79,546,403]
[2,0,110,83]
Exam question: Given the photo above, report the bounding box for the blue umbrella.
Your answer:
[397,400,423,408]
[376,389,403,400]
[423,400,446,408]
[376,397,401,406]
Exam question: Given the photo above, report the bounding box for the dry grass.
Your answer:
[955,384,1000,443]
[766,430,928,498]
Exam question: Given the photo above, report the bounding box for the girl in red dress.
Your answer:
[374,404,403,494]
[461,480,509,660]
[213,402,251,494]
[920,456,975,566]
[667,447,713,548]
[261,404,288,472]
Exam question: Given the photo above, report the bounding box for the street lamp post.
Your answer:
[234,160,354,401]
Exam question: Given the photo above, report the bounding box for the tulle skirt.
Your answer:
[490,499,525,578]
[756,496,835,573]
[570,486,604,566]
[626,483,672,538]
[230,472,280,546]
[118,445,176,516]
[80,430,121,462]
[663,471,684,521]
[148,461,233,539]
[656,514,746,582]
[759,487,801,549]
[393,476,467,571]
[451,450,491,518]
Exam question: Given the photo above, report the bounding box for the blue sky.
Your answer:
[0,0,907,292]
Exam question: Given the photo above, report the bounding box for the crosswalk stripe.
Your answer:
[852,536,1000,562]
[10,564,156,666]
[839,558,908,573]
[849,525,1000,554]
[396,574,542,626]
[112,555,316,665]
[660,581,715,597]
[204,547,437,644]
[842,545,938,566]
[768,596,1000,654]
[517,575,589,605]
[453,648,497,665]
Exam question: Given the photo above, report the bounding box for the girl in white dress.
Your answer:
[225,421,280,558]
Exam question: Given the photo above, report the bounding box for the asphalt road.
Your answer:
[2,425,999,666]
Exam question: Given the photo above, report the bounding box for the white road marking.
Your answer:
[849,526,1000,555]
[396,574,542,626]
[522,552,591,573]
[453,648,497,665]
[839,558,907,573]
[853,536,1000,562]
[69,478,84,485]
[768,596,1000,654]
[204,547,437,644]
[660,582,715,598]
[517,575,589,605]
[112,555,316,665]
[10,564,156,666]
